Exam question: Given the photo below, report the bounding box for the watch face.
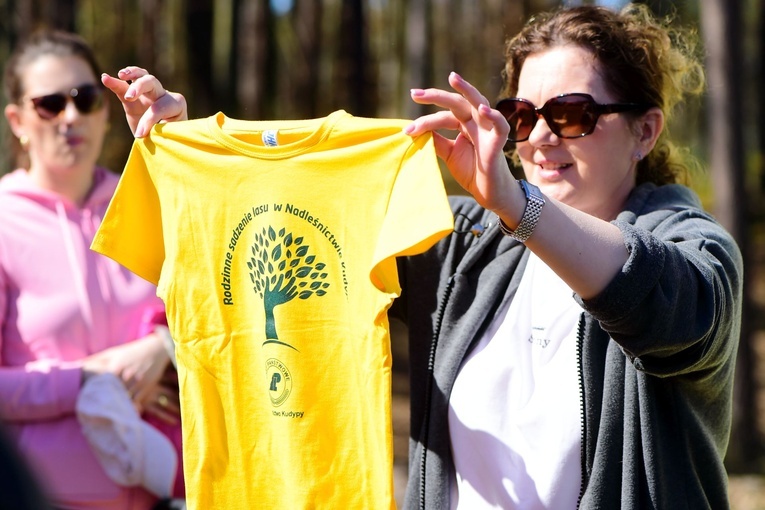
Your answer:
[521,179,545,202]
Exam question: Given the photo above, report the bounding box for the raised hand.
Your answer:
[404,72,518,219]
[101,66,188,137]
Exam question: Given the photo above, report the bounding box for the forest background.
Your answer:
[1,0,765,507]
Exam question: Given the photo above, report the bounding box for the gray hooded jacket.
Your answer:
[395,183,743,509]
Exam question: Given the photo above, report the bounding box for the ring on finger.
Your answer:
[158,394,169,408]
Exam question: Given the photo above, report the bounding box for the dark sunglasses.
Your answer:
[495,93,648,142]
[28,84,104,120]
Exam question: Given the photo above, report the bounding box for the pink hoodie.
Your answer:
[0,167,164,510]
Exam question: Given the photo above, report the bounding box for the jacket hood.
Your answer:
[0,166,120,332]
[0,167,118,209]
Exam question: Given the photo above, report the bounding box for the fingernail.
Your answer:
[403,124,414,135]
[410,88,424,97]
[124,90,135,99]
[134,126,145,138]
[121,68,131,75]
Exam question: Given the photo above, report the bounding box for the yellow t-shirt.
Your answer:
[92,110,454,509]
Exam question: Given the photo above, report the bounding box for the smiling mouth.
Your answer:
[539,162,571,169]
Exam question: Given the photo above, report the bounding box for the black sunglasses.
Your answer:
[495,93,648,142]
[28,84,104,120]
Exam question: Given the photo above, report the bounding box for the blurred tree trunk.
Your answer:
[501,0,531,74]
[0,0,12,52]
[700,0,759,470]
[333,0,374,116]
[392,0,407,114]
[291,0,322,118]
[405,0,432,118]
[157,0,187,91]
[212,0,236,112]
[237,0,275,119]
[760,0,765,196]
[187,0,215,117]
[138,0,158,71]
[46,0,76,31]
[10,0,34,33]
[18,0,33,31]
[446,0,462,76]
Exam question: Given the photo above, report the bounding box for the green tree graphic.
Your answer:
[248,226,330,349]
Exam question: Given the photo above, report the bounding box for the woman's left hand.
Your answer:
[137,370,181,424]
[404,72,518,218]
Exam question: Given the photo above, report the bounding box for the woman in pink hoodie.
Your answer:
[1,30,182,509]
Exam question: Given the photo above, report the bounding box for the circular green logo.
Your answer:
[266,358,292,407]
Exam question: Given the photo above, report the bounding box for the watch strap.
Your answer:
[498,179,545,242]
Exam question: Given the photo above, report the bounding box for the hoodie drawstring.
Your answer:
[82,208,113,307]
[56,200,94,328]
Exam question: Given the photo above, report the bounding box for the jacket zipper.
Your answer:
[419,274,456,510]
[576,313,587,509]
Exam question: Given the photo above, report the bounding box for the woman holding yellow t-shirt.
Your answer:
[104,4,742,508]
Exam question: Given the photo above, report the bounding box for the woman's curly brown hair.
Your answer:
[501,4,705,185]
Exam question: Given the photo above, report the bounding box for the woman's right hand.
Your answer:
[81,335,181,423]
[80,332,171,399]
[403,72,519,220]
[101,66,188,137]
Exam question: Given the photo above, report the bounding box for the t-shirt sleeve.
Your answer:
[90,141,165,286]
[370,132,454,293]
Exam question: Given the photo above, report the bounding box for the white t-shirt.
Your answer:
[448,252,583,509]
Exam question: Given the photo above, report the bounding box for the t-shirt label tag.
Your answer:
[262,130,279,147]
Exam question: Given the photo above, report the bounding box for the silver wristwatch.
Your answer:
[498,179,545,242]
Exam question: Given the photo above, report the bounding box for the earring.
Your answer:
[19,134,29,149]
[633,151,643,162]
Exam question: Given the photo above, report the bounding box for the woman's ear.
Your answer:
[637,107,664,154]
[4,103,25,140]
